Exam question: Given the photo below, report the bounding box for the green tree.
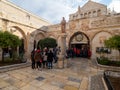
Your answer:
[104,35,120,60]
[38,38,57,49]
[0,31,21,61]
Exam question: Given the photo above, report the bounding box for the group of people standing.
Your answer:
[31,47,58,70]
[66,47,91,58]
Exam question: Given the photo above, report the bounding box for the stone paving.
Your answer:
[0,58,105,90]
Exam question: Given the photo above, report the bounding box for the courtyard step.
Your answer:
[0,62,31,73]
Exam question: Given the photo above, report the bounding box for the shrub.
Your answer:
[97,59,110,65]
[97,57,120,67]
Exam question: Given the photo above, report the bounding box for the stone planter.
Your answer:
[96,59,120,72]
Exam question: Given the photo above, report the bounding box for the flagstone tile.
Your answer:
[0,79,10,89]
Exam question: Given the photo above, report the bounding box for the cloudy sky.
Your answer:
[9,0,120,24]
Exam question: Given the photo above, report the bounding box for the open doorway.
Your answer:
[68,32,91,58]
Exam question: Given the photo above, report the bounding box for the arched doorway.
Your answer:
[69,32,90,58]
[10,26,27,49]
[34,32,46,49]
[9,26,27,60]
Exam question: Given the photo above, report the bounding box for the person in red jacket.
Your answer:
[88,49,91,59]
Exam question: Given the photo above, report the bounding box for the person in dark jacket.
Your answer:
[31,49,35,69]
[47,50,54,69]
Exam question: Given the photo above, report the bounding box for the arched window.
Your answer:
[88,12,91,17]
[84,13,87,17]
[97,9,101,16]
[81,14,83,18]
[93,11,96,17]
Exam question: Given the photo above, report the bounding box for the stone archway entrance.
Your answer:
[34,32,46,49]
[9,26,27,61]
[69,32,90,58]
[10,26,27,50]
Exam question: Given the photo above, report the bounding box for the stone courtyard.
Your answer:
[0,0,120,90]
[0,58,105,90]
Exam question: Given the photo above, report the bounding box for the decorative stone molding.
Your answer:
[91,16,120,28]
[81,19,90,31]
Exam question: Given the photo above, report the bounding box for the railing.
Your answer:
[103,71,114,90]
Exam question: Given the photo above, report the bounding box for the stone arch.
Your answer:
[67,31,91,58]
[34,31,46,40]
[69,31,90,47]
[91,31,112,59]
[9,26,27,51]
[34,31,46,49]
[91,30,112,41]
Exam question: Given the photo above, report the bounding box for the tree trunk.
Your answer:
[12,47,16,61]
[2,48,4,62]
[118,49,120,60]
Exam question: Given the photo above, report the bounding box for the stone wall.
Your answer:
[0,0,50,29]
[0,0,51,61]
[46,2,120,61]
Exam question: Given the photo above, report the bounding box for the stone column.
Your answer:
[57,33,67,69]
[24,32,31,62]
[57,17,67,69]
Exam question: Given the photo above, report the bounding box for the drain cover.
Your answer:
[36,76,45,81]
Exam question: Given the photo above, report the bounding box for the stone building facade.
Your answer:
[45,1,120,60]
[0,0,120,61]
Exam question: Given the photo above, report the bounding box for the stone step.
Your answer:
[0,62,31,73]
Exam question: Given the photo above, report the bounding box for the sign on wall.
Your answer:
[96,47,111,54]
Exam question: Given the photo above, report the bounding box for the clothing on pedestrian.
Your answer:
[31,49,35,69]
[42,51,48,68]
[34,49,43,70]
[47,50,54,69]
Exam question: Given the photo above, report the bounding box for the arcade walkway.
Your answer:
[0,58,105,90]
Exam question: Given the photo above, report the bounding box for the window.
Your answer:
[97,9,101,16]
[88,12,91,17]
[81,14,83,18]
[93,11,96,16]
[84,13,87,17]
